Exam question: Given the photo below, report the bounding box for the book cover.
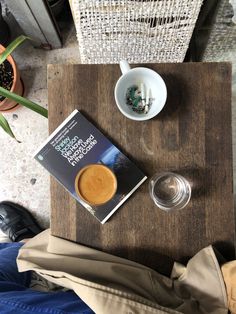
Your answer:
[34,110,147,224]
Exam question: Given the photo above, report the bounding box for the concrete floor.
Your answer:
[0,4,235,232]
[0,14,80,229]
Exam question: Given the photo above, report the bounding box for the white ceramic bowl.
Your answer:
[114,67,167,121]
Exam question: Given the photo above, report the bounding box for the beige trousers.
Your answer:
[222,261,236,314]
[17,230,228,314]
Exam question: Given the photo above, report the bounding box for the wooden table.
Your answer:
[48,63,235,275]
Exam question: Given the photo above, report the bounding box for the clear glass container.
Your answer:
[149,172,191,211]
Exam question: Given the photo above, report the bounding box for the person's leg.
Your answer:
[0,248,94,314]
[0,288,94,313]
[0,202,94,313]
[0,201,42,288]
[0,242,31,288]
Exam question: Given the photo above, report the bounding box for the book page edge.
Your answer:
[100,176,148,224]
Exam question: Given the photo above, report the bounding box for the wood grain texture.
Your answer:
[48,63,235,275]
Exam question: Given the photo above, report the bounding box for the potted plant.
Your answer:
[0,40,23,112]
[0,35,48,141]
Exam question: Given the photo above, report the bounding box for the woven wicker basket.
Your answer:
[69,0,203,63]
[202,0,236,62]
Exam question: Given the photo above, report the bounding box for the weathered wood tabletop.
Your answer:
[48,63,235,275]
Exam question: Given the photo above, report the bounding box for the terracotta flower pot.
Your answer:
[0,44,23,111]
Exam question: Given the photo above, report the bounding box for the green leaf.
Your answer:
[0,86,48,118]
[0,35,29,65]
[0,113,20,142]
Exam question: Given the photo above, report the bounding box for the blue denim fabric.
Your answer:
[0,243,94,314]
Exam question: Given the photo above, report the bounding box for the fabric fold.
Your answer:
[221,260,236,314]
[17,229,228,314]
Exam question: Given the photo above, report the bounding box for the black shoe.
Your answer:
[0,201,43,242]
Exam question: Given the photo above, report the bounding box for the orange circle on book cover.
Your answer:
[74,164,117,206]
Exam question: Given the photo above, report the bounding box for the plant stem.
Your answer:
[0,86,48,118]
[0,35,29,65]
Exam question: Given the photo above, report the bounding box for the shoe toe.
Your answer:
[0,201,43,241]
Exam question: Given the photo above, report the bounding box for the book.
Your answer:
[34,110,147,224]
